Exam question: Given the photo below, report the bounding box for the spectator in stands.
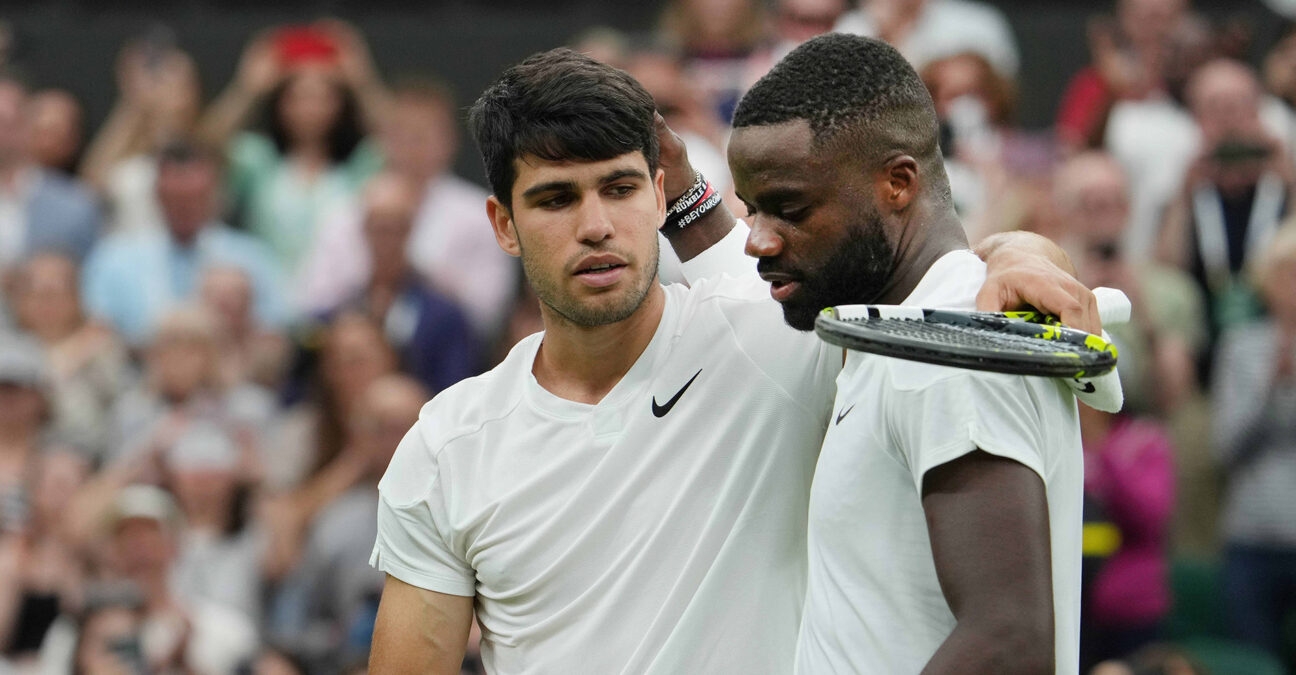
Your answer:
[0,336,78,668]
[0,449,90,667]
[0,71,101,272]
[298,79,517,342]
[27,89,84,175]
[81,138,289,346]
[1054,152,1205,416]
[164,419,265,623]
[0,334,51,497]
[1077,403,1176,669]
[199,21,387,275]
[80,41,204,234]
[66,583,150,675]
[94,484,258,673]
[749,0,847,73]
[8,252,131,457]
[1212,224,1296,661]
[1055,0,1190,152]
[269,313,397,494]
[658,0,771,124]
[106,306,277,472]
[835,0,1020,78]
[1103,13,1215,261]
[1053,152,1217,557]
[199,264,291,391]
[266,375,428,673]
[329,172,480,394]
[920,50,1050,244]
[1156,59,1293,357]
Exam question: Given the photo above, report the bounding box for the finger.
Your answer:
[974,276,1013,313]
[1032,281,1100,334]
[1057,286,1101,335]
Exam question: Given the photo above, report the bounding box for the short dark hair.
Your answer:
[468,48,660,209]
[733,34,941,168]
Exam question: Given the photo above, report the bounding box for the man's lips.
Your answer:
[574,255,628,288]
[759,271,802,302]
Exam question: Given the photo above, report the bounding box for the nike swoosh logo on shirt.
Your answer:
[652,369,703,418]
[836,404,855,425]
[1074,380,1096,394]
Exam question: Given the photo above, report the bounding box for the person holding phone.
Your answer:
[1155,58,1295,374]
[199,20,389,278]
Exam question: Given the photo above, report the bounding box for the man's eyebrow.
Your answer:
[520,166,650,201]
[599,168,649,184]
[521,180,577,201]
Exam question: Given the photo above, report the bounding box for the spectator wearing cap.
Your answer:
[80,138,290,346]
[61,484,259,675]
[165,419,265,623]
[0,71,102,276]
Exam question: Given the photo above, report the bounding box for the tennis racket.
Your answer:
[814,289,1127,378]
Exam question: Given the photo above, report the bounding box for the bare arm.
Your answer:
[974,231,1100,334]
[197,32,282,149]
[920,450,1056,675]
[370,575,475,674]
[81,44,168,192]
[655,114,739,262]
[316,20,392,134]
[80,100,148,193]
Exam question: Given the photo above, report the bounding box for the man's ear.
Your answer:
[486,195,521,257]
[654,168,667,220]
[875,155,919,213]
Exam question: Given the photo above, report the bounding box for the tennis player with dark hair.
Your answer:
[728,34,1084,673]
[367,45,1105,673]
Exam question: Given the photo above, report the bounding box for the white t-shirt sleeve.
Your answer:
[885,366,1056,495]
[678,220,756,283]
[370,422,477,597]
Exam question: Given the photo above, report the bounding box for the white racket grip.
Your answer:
[1093,287,1132,326]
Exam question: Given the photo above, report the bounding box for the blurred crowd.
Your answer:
[0,0,1294,673]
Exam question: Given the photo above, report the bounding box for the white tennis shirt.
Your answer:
[795,250,1084,674]
[370,238,839,673]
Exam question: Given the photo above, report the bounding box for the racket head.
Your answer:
[814,305,1118,378]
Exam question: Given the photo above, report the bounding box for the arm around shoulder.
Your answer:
[370,574,474,674]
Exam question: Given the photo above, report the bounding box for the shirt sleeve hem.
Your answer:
[912,425,1047,494]
[371,546,477,597]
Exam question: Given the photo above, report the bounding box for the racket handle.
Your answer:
[1093,287,1131,326]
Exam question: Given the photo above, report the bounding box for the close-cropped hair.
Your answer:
[733,33,941,166]
[468,47,660,208]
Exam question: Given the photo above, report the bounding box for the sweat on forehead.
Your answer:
[732,33,937,149]
[468,48,659,206]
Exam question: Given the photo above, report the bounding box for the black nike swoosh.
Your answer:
[652,369,703,418]
[836,404,855,425]
[1075,380,1096,394]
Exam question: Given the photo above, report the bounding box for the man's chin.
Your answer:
[781,304,820,332]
